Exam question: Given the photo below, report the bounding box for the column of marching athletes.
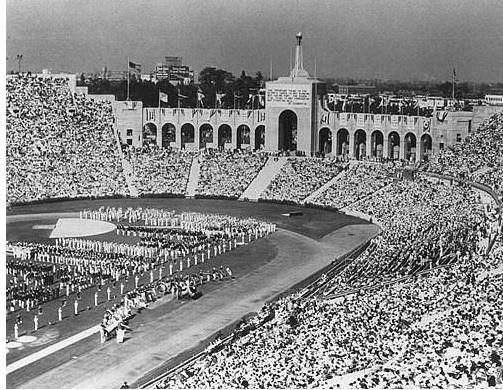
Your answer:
[6,207,276,337]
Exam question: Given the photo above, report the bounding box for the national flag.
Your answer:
[259,95,265,108]
[216,93,224,108]
[197,89,205,107]
[159,91,168,103]
[128,61,141,73]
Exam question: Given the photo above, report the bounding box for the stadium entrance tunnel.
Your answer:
[420,133,433,161]
[142,123,157,147]
[199,124,214,149]
[354,129,367,160]
[405,132,417,161]
[162,123,176,149]
[181,123,195,148]
[218,124,232,148]
[388,131,400,159]
[237,124,251,149]
[255,125,265,150]
[370,130,384,158]
[319,127,332,154]
[278,110,297,151]
[337,128,349,156]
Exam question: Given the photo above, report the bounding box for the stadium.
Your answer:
[5,13,503,390]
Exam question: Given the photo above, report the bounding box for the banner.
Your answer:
[374,115,382,128]
[356,114,365,127]
[423,118,431,133]
[339,113,348,126]
[390,115,399,129]
[407,116,415,130]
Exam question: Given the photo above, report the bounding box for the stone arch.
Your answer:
[278,110,297,151]
[199,123,214,149]
[142,122,157,147]
[420,133,433,161]
[237,124,251,149]
[388,131,400,159]
[404,132,417,161]
[370,130,384,158]
[218,124,232,148]
[319,127,332,154]
[354,129,367,160]
[161,123,176,149]
[181,123,195,148]
[337,128,350,156]
[255,125,265,150]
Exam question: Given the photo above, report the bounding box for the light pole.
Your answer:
[16,54,23,74]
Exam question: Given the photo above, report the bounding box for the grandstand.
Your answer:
[5,72,503,389]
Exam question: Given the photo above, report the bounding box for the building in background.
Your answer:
[153,56,194,85]
[485,95,503,106]
[338,84,376,95]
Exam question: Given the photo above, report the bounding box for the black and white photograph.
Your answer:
[2,0,503,388]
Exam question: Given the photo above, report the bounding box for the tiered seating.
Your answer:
[159,238,502,389]
[6,75,127,204]
[426,112,503,197]
[308,162,396,209]
[261,157,344,203]
[196,150,268,198]
[127,145,194,196]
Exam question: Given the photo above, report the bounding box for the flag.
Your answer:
[216,93,224,108]
[197,89,205,107]
[259,95,265,108]
[128,61,141,73]
[159,91,168,103]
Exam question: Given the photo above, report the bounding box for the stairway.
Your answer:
[239,157,288,201]
[302,164,349,204]
[185,155,201,198]
[122,159,139,198]
[113,127,139,197]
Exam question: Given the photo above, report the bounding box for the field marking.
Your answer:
[6,325,100,375]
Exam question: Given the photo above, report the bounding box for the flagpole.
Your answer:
[452,68,455,102]
[127,57,130,101]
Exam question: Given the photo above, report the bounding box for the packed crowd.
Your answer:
[127,145,194,196]
[261,157,344,203]
[6,75,127,204]
[309,162,397,210]
[196,150,268,198]
[425,112,503,198]
[159,206,501,390]
[321,177,488,294]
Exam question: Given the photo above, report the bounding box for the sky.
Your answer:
[5,0,503,82]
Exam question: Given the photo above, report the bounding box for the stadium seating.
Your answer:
[196,149,268,198]
[127,145,194,196]
[261,157,344,203]
[6,76,503,389]
[6,75,127,204]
